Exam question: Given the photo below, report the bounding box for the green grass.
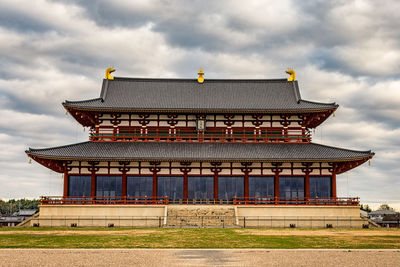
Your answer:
[0,228,399,249]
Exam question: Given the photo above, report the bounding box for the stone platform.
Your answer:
[22,205,369,228]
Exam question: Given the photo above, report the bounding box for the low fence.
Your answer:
[89,127,311,143]
[40,196,359,206]
[27,215,368,229]
[40,196,169,205]
[233,197,359,206]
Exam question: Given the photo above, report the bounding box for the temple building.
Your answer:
[25,68,374,227]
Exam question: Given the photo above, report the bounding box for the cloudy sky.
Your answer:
[0,0,399,210]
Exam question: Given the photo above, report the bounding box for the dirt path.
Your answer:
[235,229,400,236]
[0,249,399,267]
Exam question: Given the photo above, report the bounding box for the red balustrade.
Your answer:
[40,196,169,205]
[40,196,358,206]
[90,127,311,143]
[232,197,359,206]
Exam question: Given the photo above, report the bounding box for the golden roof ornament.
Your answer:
[285,68,296,81]
[105,67,116,80]
[197,68,205,83]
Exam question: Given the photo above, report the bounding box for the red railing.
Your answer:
[90,127,311,143]
[233,197,359,206]
[40,196,359,206]
[40,196,169,205]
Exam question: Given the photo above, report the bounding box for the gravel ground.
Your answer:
[0,249,399,267]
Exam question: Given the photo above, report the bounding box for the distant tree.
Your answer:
[360,204,372,212]
[378,204,395,211]
[0,199,40,214]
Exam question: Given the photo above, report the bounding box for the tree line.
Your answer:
[360,203,396,213]
[0,199,40,215]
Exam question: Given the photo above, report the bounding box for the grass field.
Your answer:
[0,228,399,249]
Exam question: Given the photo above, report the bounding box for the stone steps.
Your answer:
[166,205,237,227]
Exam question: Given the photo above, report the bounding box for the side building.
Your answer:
[25,69,374,228]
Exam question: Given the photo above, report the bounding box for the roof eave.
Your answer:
[26,152,374,163]
[61,105,338,114]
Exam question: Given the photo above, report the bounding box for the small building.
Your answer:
[0,210,37,227]
[369,210,399,227]
[25,69,374,228]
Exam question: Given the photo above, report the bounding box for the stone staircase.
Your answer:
[360,214,380,228]
[17,212,40,227]
[166,205,237,227]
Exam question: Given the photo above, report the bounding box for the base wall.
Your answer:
[27,205,366,228]
[236,205,364,228]
[30,205,166,227]
[237,205,360,217]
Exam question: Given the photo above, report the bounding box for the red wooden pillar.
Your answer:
[244,171,249,199]
[305,171,310,201]
[241,163,252,203]
[63,170,68,197]
[179,162,192,204]
[183,172,188,202]
[210,162,222,202]
[331,172,337,198]
[152,172,158,199]
[149,162,161,203]
[91,170,96,197]
[274,171,279,204]
[122,171,127,201]
[214,172,218,200]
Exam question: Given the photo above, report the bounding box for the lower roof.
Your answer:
[26,142,374,162]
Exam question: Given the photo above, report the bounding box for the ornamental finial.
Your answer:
[197,68,204,83]
[285,68,296,81]
[105,67,116,80]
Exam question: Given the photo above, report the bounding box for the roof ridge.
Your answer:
[309,142,374,154]
[292,81,301,103]
[113,77,289,82]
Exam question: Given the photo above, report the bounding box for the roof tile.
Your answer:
[26,142,373,162]
[64,78,337,112]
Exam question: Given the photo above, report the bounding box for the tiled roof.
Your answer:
[26,142,373,162]
[369,210,398,215]
[63,78,338,113]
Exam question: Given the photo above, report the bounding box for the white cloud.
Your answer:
[0,0,399,209]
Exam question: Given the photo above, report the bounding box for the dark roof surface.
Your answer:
[63,78,338,113]
[26,142,373,162]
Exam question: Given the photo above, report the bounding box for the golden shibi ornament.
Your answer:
[197,68,205,83]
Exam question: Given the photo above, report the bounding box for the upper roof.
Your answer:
[13,210,37,216]
[63,78,338,113]
[369,210,398,215]
[26,141,373,163]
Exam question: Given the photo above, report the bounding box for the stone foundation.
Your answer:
[24,205,367,228]
[28,205,166,227]
[236,206,366,228]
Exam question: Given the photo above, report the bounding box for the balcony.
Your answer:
[90,127,311,143]
[40,196,359,206]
